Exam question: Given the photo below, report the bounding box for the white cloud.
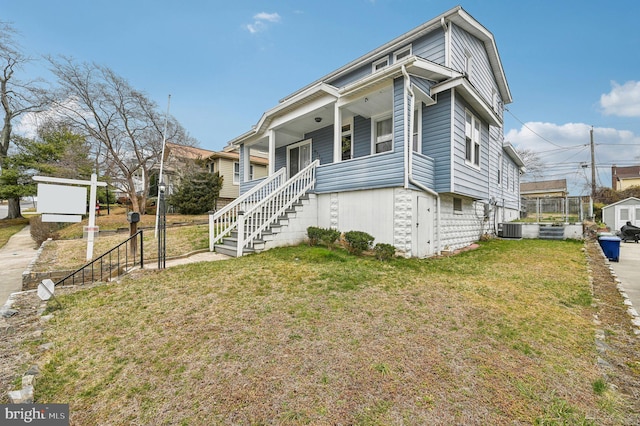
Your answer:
[507,121,640,193]
[245,12,281,34]
[600,80,640,117]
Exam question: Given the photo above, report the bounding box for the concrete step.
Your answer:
[539,226,565,240]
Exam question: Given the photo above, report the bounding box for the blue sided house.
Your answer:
[210,6,525,258]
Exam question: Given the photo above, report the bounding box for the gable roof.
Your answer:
[284,6,511,105]
[612,165,640,180]
[602,197,640,210]
[520,179,567,194]
[166,142,215,160]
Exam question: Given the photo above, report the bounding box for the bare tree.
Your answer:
[516,148,544,181]
[47,57,196,213]
[0,22,48,218]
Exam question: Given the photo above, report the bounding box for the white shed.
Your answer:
[602,197,640,232]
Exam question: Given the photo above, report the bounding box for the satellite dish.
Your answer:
[38,279,55,301]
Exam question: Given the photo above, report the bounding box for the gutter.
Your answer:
[402,65,441,256]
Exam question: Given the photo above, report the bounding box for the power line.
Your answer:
[505,107,583,149]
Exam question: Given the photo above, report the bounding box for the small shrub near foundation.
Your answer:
[344,231,374,255]
[307,227,341,248]
[374,243,396,261]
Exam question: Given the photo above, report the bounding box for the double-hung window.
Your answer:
[233,162,240,184]
[374,116,393,154]
[464,111,481,167]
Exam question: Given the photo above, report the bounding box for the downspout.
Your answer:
[402,65,441,255]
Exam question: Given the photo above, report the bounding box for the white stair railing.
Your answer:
[209,167,287,250]
[236,160,319,257]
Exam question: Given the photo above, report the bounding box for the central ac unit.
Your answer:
[498,223,522,239]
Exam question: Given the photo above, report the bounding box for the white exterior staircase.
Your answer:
[209,160,318,257]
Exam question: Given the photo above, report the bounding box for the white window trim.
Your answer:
[341,118,353,161]
[371,113,394,155]
[464,109,481,169]
[453,197,463,215]
[413,103,422,154]
[372,56,389,73]
[233,161,240,185]
[286,139,312,178]
[393,45,412,63]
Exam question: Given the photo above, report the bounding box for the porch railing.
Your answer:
[236,160,319,257]
[209,167,287,249]
[55,230,144,287]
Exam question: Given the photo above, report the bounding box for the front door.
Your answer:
[287,139,312,178]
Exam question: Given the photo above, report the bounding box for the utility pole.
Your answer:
[590,126,596,200]
[589,126,596,220]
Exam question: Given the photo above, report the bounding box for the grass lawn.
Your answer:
[30,238,637,425]
[0,218,29,248]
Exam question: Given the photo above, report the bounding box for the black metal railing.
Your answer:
[54,230,144,287]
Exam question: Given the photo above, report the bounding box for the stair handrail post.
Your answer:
[236,211,245,258]
[208,210,215,251]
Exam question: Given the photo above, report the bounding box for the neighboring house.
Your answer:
[520,179,568,199]
[213,6,525,258]
[611,165,640,190]
[602,197,640,231]
[161,143,269,209]
[161,143,217,195]
[206,146,269,209]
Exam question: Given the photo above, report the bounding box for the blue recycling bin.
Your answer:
[599,236,621,262]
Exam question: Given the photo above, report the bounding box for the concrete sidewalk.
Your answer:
[0,226,38,307]
[609,241,640,312]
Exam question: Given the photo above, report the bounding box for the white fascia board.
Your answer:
[230,83,339,147]
[503,142,526,169]
[269,94,338,129]
[431,77,502,127]
[412,83,436,107]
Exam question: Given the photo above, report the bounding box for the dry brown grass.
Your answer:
[27,239,640,425]
[33,214,209,272]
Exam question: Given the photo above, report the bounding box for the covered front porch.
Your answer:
[230,57,459,196]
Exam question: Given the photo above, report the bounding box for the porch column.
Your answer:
[268,129,276,175]
[241,144,250,183]
[333,102,342,163]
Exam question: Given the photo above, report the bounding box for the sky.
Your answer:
[2,0,640,196]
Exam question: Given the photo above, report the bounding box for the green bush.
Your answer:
[320,228,340,248]
[307,227,341,248]
[374,243,396,261]
[344,230,374,255]
[307,226,323,246]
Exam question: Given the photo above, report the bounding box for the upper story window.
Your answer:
[373,116,393,154]
[372,56,389,73]
[464,49,473,78]
[341,121,353,161]
[464,110,481,167]
[393,45,412,62]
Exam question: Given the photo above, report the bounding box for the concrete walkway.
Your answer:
[0,226,38,306]
[609,241,640,311]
